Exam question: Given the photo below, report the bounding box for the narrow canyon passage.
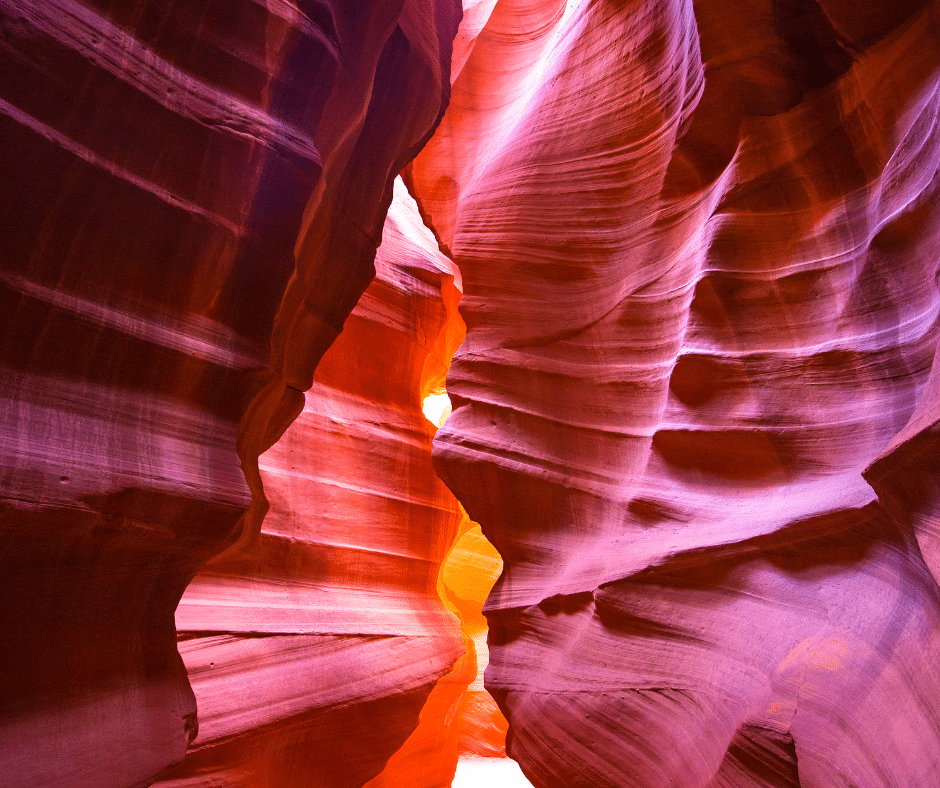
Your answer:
[155,179,522,788]
[4,1,940,788]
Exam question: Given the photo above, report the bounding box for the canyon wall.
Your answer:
[154,179,469,788]
[5,0,940,787]
[409,0,940,786]
[0,2,460,786]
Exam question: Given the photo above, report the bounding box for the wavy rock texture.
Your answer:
[154,179,468,788]
[408,0,940,786]
[156,179,510,788]
[0,2,459,786]
[8,1,940,787]
[361,508,511,788]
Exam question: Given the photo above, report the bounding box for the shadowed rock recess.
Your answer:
[3,1,940,787]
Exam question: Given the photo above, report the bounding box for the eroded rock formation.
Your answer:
[154,179,467,788]
[0,2,460,786]
[5,0,940,787]
[408,0,940,786]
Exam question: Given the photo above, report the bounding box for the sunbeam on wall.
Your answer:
[423,388,533,788]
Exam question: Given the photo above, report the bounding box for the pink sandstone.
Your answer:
[409,0,940,786]
[0,2,460,786]
[4,1,940,787]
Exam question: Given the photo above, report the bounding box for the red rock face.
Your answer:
[0,2,459,786]
[408,0,940,786]
[154,180,468,788]
[7,1,940,787]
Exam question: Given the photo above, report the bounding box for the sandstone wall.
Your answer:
[0,3,460,785]
[409,1,940,785]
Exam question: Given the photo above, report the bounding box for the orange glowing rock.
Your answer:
[156,179,469,787]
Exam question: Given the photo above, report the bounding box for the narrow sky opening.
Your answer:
[423,391,453,428]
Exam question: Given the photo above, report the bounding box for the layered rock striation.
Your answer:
[0,2,460,786]
[155,179,468,788]
[6,0,940,787]
[409,0,940,786]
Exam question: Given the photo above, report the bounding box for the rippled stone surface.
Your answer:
[7,0,940,786]
[155,179,467,788]
[0,2,459,785]
[409,1,940,785]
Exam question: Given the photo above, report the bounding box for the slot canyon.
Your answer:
[2,1,940,787]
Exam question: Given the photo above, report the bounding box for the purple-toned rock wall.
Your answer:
[409,1,940,785]
[0,2,459,785]
[7,1,940,787]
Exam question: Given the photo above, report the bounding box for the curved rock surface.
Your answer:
[154,179,468,788]
[0,2,460,786]
[408,0,940,786]
[7,0,940,787]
